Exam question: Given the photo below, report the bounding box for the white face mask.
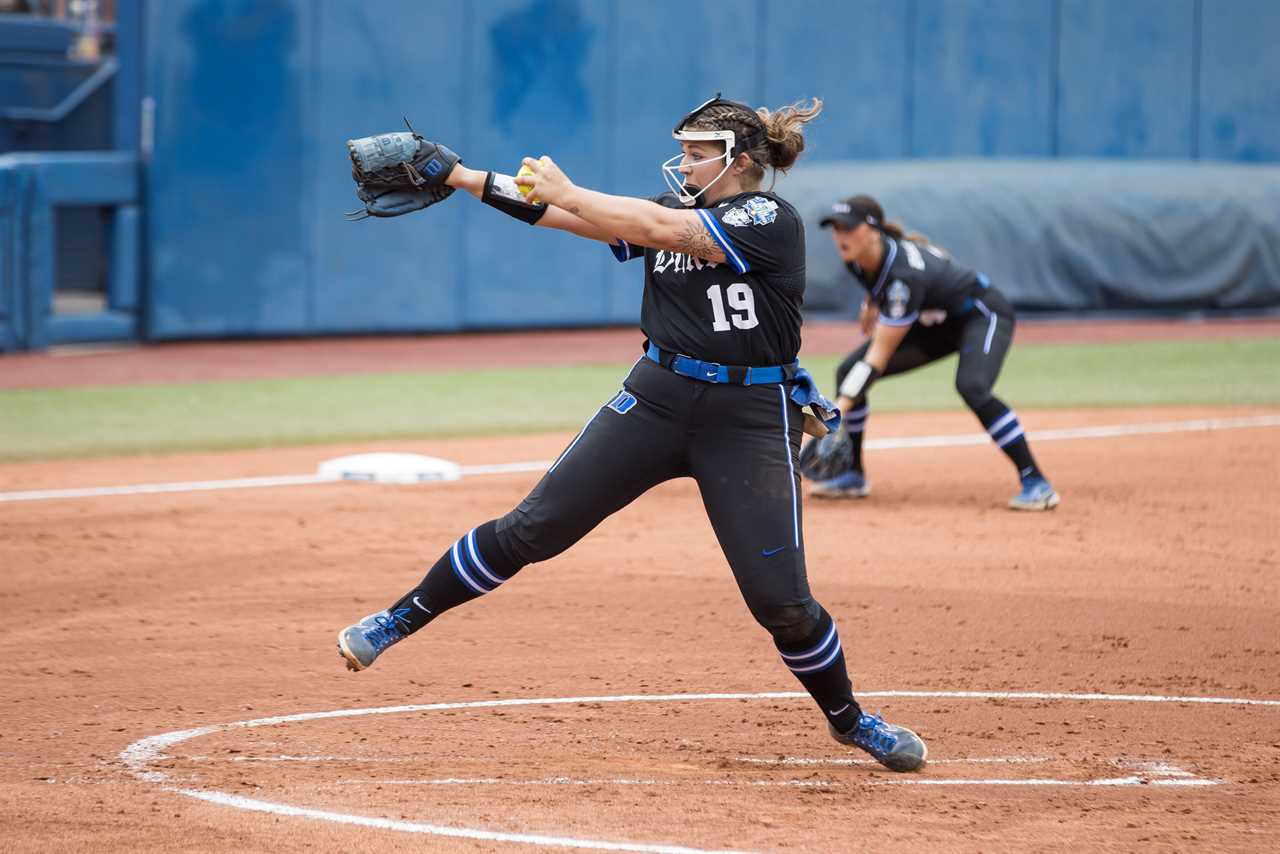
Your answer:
[661,129,736,207]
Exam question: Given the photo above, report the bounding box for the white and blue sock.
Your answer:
[974,398,1042,481]
[775,608,861,734]
[387,520,525,635]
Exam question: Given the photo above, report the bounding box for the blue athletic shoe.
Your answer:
[337,610,406,672]
[1009,476,1060,511]
[809,469,871,499]
[830,712,928,772]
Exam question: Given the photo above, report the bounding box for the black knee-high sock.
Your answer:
[385,519,526,636]
[843,402,868,472]
[973,397,1043,480]
[774,607,862,734]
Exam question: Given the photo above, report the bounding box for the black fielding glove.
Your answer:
[344,119,461,221]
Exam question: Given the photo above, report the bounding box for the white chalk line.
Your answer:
[323,759,1219,789]
[324,774,1220,790]
[193,753,1223,789]
[734,755,1050,767]
[0,473,324,502]
[9,414,1279,503]
[224,754,412,763]
[168,787,750,854]
[121,689,1271,852]
[207,753,1047,767]
[0,464,548,503]
[870,777,1220,787]
[332,777,840,789]
[240,758,1217,792]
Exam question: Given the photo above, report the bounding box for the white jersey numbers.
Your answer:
[706,282,760,332]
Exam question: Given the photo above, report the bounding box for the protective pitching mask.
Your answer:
[662,94,766,207]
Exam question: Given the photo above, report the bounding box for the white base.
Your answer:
[317,452,461,484]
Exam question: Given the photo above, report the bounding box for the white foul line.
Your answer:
[121,688,1273,852]
[0,473,324,502]
[5,414,1279,503]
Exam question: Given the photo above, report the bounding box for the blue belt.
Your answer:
[646,342,791,385]
[645,342,841,432]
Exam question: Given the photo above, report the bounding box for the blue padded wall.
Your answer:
[1058,0,1197,158]
[762,1,910,161]
[461,0,613,328]
[308,3,466,333]
[1199,0,1280,162]
[910,0,1056,156]
[138,0,1280,341]
[145,0,309,337]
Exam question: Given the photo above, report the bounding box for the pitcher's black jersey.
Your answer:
[851,234,980,327]
[611,191,805,366]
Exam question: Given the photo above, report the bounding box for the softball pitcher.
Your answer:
[802,194,1060,510]
[336,97,927,772]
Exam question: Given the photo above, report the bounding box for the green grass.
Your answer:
[802,337,1280,412]
[2,338,1277,463]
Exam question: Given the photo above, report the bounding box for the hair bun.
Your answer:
[756,98,822,174]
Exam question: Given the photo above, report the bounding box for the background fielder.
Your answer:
[803,194,1060,511]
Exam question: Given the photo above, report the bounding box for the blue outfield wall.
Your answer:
[140,0,1280,341]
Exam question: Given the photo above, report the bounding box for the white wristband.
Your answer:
[488,172,525,202]
[838,360,875,399]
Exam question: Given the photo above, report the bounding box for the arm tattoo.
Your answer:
[675,219,722,260]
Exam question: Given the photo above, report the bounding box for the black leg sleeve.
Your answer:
[494,359,690,565]
[690,382,862,733]
[384,359,691,633]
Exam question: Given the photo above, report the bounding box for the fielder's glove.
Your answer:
[798,429,854,482]
[344,118,461,221]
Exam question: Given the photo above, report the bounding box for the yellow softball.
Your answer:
[516,163,536,198]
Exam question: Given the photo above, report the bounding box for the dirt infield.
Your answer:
[3,404,1279,852]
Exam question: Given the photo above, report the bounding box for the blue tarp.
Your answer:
[780,159,1280,315]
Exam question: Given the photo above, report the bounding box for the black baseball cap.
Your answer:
[819,194,884,229]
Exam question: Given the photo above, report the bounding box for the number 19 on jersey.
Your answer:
[706,283,759,332]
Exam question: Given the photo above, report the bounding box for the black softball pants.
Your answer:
[836,287,1017,410]
[492,355,820,642]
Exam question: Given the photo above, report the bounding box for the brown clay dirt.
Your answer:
[1,322,1279,852]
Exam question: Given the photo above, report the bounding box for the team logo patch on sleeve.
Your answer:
[723,196,779,227]
[886,280,911,319]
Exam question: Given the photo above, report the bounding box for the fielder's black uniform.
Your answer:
[392,190,863,733]
[832,233,1043,483]
[839,233,1014,409]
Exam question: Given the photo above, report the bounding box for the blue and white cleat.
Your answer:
[1008,476,1061,511]
[809,469,871,499]
[830,712,928,772]
[337,610,406,672]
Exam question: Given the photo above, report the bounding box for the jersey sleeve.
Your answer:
[609,240,644,262]
[694,196,803,276]
[876,274,926,327]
